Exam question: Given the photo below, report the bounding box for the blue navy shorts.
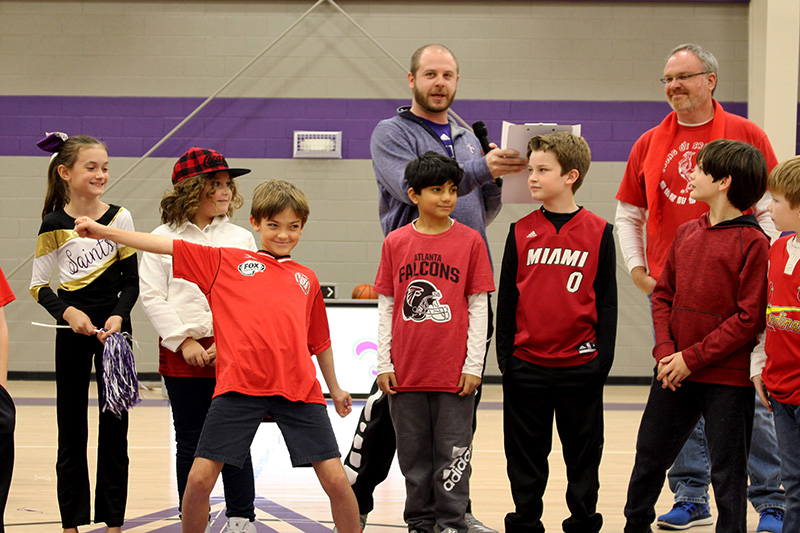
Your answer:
[195,392,341,468]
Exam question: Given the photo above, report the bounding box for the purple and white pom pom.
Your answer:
[101,331,141,417]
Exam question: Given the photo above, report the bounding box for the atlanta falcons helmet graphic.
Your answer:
[402,279,451,323]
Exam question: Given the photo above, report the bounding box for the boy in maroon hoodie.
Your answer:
[623,139,770,533]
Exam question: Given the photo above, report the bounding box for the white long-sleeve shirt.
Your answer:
[138,216,256,352]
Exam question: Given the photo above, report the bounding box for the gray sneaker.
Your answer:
[222,517,257,533]
[465,513,498,533]
[332,513,368,532]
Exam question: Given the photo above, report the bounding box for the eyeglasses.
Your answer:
[660,72,710,85]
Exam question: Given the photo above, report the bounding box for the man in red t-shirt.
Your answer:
[615,43,785,531]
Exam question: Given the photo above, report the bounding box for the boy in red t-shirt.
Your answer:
[752,155,800,533]
[75,180,361,533]
[374,151,495,533]
[496,132,617,533]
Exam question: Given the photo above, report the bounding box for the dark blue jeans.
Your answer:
[770,397,800,533]
[163,376,255,520]
[668,396,784,511]
[624,375,754,533]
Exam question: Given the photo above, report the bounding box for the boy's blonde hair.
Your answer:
[527,132,591,192]
[251,179,310,225]
[160,172,244,226]
[768,156,800,209]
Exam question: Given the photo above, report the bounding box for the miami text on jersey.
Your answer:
[526,247,589,268]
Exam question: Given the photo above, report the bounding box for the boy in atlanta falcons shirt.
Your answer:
[496,132,617,533]
[374,152,495,533]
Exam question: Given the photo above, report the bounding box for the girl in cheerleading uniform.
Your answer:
[138,147,258,533]
[30,133,139,533]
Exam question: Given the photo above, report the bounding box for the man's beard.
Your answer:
[413,85,456,114]
[668,89,709,114]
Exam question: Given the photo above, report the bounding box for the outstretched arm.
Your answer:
[75,217,173,255]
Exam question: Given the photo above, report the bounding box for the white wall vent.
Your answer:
[293,131,342,159]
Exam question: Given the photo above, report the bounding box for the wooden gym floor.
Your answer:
[4,382,768,532]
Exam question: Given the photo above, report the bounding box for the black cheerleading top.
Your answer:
[30,205,139,321]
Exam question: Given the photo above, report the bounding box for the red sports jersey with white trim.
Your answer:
[172,240,330,404]
[373,221,495,392]
[512,209,606,367]
[764,235,800,405]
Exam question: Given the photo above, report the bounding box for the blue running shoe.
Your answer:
[657,502,714,530]
[757,508,784,532]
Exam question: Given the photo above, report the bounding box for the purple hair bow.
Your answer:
[36,131,69,153]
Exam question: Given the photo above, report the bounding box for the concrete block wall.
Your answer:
[0,0,786,378]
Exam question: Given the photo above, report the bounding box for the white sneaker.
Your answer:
[465,513,498,533]
[222,517,257,533]
[332,512,368,532]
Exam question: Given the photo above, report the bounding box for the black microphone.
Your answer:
[472,121,503,187]
[472,121,493,155]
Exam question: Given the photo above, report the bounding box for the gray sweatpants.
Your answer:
[389,391,475,533]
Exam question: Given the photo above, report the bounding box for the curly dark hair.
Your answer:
[160,172,244,226]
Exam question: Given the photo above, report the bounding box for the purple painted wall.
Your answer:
[1,96,795,162]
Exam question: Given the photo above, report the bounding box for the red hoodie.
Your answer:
[652,213,768,387]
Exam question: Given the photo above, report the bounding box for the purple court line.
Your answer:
[254,497,332,533]
[84,505,178,531]
[13,397,170,407]
[81,496,328,532]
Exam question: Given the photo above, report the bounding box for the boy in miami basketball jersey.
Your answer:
[496,131,617,533]
[374,151,495,533]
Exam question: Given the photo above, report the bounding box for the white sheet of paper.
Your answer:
[500,122,582,204]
